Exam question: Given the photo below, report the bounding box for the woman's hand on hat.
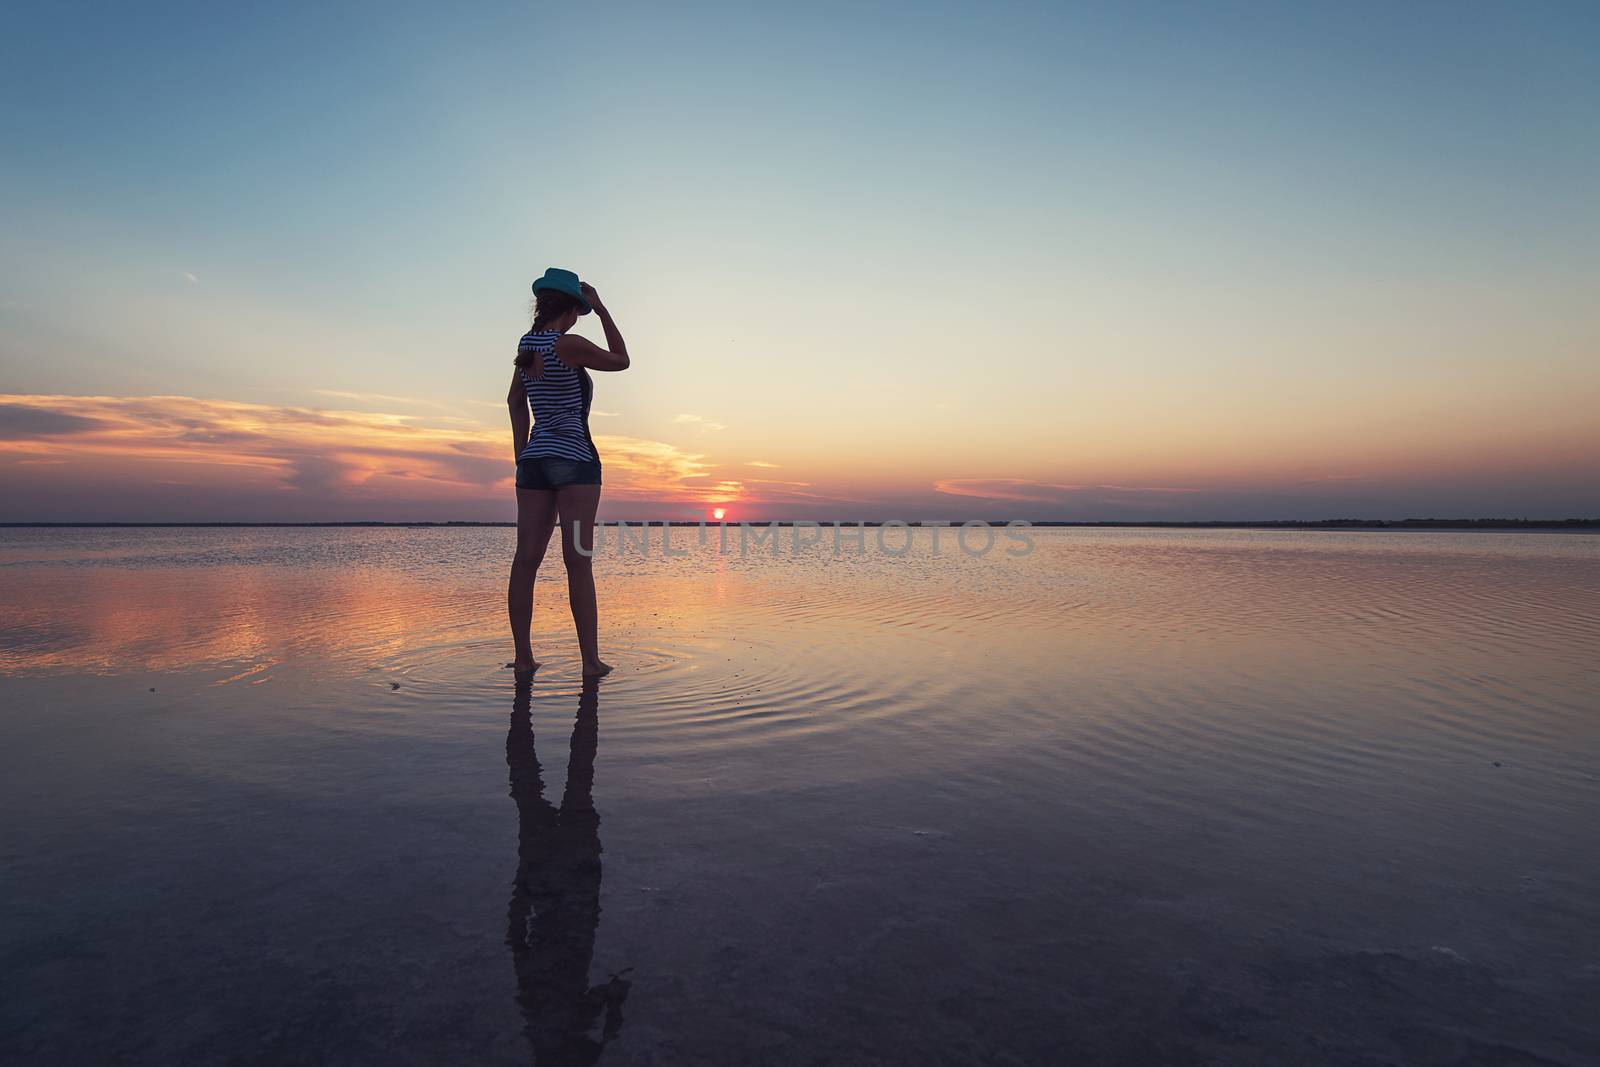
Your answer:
[580,282,604,310]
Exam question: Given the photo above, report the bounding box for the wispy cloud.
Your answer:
[730,477,848,505]
[0,394,724,520]
[0,402,112,438]
[746,459,780,468]
[673,413,727,432]
[934,478,1201,504]
[181,272,199,284]
[312,389,464,414]
[585,435,724,502]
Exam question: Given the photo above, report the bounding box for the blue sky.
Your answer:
[2,1,1597,520]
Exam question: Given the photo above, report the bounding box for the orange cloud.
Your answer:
[6,395,1591,523]
[0,394,728,520]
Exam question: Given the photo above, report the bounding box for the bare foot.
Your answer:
[508,657,541,673]
[582,659,613,678]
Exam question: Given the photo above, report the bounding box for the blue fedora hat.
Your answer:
[530,267,592,315]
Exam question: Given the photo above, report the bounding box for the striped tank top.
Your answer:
[517,330,599,464]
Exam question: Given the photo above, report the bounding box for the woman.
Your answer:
[508,267,630,677]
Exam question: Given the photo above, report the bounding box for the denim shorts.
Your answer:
[515,456,602,490]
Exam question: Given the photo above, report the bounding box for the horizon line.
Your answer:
[3,519,1597,530]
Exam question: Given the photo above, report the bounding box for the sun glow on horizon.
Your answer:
[1,390,1596,522]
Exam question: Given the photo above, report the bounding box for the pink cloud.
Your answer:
[0,394,724,521]
[934,478,1200,503]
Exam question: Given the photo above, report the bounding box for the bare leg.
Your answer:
[509,487,558,672]
[556,483,610,677]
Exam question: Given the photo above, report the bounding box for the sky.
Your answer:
[2,0,1596,522]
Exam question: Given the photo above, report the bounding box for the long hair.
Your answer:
[516,289,582,378]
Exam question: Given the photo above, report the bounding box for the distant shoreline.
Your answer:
[3,519,1596,531]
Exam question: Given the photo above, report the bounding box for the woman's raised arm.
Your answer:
[555,283,630,371]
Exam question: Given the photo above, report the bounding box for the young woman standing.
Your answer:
[507,268,630,677]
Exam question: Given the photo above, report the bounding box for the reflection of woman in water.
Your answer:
[507,267,631,678]
[506,675,630,1063]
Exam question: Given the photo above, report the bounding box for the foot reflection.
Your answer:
[507,675,630,1064]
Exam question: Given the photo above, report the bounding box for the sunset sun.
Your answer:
[712,507,726,520]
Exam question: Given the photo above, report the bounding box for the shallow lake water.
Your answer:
[2,526,1597,1065]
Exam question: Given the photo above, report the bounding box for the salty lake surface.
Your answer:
[2,526,1597,1065]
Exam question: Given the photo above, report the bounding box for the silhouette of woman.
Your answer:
[507,269,631,678]
[506,675,631,1063]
